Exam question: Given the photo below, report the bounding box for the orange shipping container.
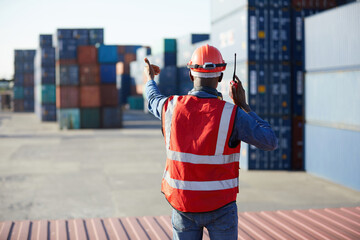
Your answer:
[77,46,97,64]
[79,64,100,85]
[100,84,118,106]
[117,46,125,55]
[80,86,101,107]
[56,86,79,108]
[124,53,136,64]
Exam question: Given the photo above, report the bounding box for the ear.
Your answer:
[189,71,194,82]
[218,72,223,82]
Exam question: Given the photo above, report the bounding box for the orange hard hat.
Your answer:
[187,44,226,73]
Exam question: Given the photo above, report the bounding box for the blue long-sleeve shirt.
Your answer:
[145,80,278,151]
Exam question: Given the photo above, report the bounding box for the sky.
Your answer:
[0,0,211,79]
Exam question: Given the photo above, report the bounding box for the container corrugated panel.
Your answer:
[57,29,73,39]
[77,46,97,64]
[249,115,291,170]
[40,67,56,84]
[305,2,360,72]
[248,62,269,115]
[14,74,24,85]
[100,64,116,84]
[39,34,52,48]
[158,66,178,96]
[305,123,360,191]
[72,29,89,46]
[80,86,101,108]
[41,104,56,121]
[128,96,144,110]
[100,84,118,107]
[79,64,100,85]
[80,108,100,128]
[292,115,304,170]
[57,39,77,60]
[23,86,34,99]
[98,45,118,63]
[13,99,24,112]
[36,47,56,67]
[23,99,34,112]
[23,73,34,86]
[56,86,79,108]
[291,62,304,116]
[305,70,360,130]
[89,28,104,45]
[56,64,79,85]
[101,107,122,128]
[268,62,291,115]
[13,86,24,99]
[40,84,56,104]
[57,108,80,129]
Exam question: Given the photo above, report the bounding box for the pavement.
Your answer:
[0,110,359,221]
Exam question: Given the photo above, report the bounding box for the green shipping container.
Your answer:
[128,96,144,110]
[81,108,100,128]
[13,86,24,99]
[152,39,177,55]
[41,84,56,103]
[57,108,80,129]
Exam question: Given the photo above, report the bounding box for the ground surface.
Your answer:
[0,111,359,221]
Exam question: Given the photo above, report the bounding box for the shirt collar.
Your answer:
[188,86,223,100]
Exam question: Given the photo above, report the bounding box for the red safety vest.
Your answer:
[161,95,241,212]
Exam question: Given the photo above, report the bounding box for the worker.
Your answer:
[144,44,278,240]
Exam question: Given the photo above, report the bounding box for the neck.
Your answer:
[194,78,218,89]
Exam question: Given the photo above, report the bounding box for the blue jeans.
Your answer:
[171,202,238,240]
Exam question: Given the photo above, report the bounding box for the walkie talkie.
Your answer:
[230,53,238,90]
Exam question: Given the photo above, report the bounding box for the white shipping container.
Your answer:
[305,2,360,72]
[305,69,360,130]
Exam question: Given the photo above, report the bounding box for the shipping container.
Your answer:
[305,123,360,191]
[77,46,97,64]
[89,29,104,45]
[57,39,77,60]
[13,99,24,112]
[124,53,136,64]
[305,2,360,72]
[291,62,304,116]
[23,86,34,99]
[14,74,24,85]
[56,86,79,108]
[116,62,131,75]
[57,108,80,129]
[98,45,118,63]
[23,73,34,86]
[35,47,56,67]
[73,29,89,45]
[292,115,304,170]
[125,45,142,54]
[39,84,56,104]
[117,74,131,104]
[101,107,122,128]
[128,96,144,110]
[100,84,118,106]
[81,108,100,128]
[40,104,56,121]
[148,52,177,69]
[23,99,34,112]
[177,67,193,95]
[13,86,24,99]
[157,66,178,96]
[80,86,101,107]
[79,64,100,85]
[305,69,360,129]
[100,64,116,83]
[39,34,53,48]
[56,63,79,85]
[248,115,291,170]
[151,39,176,55]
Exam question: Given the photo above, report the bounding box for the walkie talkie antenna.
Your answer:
[233,53,237,81]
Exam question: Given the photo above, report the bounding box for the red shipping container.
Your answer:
[124,53,136,64]
[100,84,118,106]
[56,86,79,108]
[80,86,101,107]
[23,73,34,86]
[79,64,100,85]
[77,46,97,64]
[292,116,304,170]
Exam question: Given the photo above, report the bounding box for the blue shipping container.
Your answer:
[73,29,89,45]
[23,99,34,112]
[249,115,291,170]
[102,107,123,128]
[13,86,24,99]
[57,64,79,85]
[100,64,116,84]
[14,74,24,85]
[39,48,56,67]
[125,45,142,54]
[57,29,73,39]
[158,66,178,96]
[41,104,56,121]
[291,62,304,116]
[248,62,269,115]
[117,74,131,104]
[89,29,104,45]
[57,108,80,129]
[98,45,118,63]
[39,34,53,48]
[57,39,77,59]
[41,67,56,84]
[150,52,177,69]
[23,86,34,99]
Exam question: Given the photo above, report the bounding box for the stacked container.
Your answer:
[115,45,141,105]
[34,35,56,121]
[55,28,103,129]
[13,50,36,112]
[211,0,292,170]
[304,2,360,190]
